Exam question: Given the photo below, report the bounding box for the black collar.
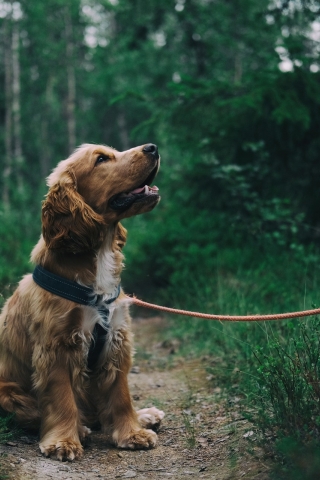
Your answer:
[33,264,120,306]
[32,265,121,369]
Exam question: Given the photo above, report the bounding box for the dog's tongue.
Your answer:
[131,185,159,194]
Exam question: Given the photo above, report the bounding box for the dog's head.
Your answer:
[42,143,160,253]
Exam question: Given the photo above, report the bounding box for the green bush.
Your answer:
[271,438,320,480]
[252,318,320,442]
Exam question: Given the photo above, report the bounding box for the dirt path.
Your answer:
[0,317,270,479]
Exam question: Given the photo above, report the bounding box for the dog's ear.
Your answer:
[42,170,105,253]
[114,222,127,251]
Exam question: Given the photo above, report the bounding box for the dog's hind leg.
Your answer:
[0,378,40,429]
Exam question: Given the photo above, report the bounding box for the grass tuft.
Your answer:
[252,317,320,442]
[154,245,320,475]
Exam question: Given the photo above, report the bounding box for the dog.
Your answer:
[0,143,164,461]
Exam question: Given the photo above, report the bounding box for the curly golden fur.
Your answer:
[0,143,164,461]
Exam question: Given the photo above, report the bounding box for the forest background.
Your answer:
[1,0,320,478]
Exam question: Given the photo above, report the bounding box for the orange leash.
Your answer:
[128,296,320,322]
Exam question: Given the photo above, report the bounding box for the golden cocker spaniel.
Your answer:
[0,143,164,461]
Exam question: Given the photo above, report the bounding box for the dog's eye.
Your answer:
[96,155,109,165]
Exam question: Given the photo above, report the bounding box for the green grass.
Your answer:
[0,415,14,444]
[252,319,320,439]
[270,438,320,479]
[153,244,320,477]
[181,410,197,448]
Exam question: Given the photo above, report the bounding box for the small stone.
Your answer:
[130,366,140,374]
[230,396,241,403]
[182,409,192,415]
[197,438,208,446]
[6,442,18,447]
[117,452,123,458]
[123,470,137,478]
[59,465,70,471]
[243,430,254,438]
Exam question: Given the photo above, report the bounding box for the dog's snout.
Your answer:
[143,144,158,157]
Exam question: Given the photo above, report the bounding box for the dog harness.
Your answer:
[32,265,121,370]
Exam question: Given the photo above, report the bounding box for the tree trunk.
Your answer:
[64,6,76,153]
[3,15,13,206]
[11,20,24,192]
[40,75,55,178]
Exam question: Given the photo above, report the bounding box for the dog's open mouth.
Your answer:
[109,166,160,211]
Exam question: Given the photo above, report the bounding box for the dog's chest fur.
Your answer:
[81,234,130,361]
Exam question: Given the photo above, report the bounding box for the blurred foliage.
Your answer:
[0,0,320,289]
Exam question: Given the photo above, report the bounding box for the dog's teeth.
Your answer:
[144,185,149,194]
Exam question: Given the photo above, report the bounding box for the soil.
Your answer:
[0,316,270,480]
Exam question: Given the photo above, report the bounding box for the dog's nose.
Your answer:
[143,144,158,157]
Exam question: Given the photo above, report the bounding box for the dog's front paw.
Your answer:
[137,407,165,431]
[40,439,83,461]
[113,428,157,450]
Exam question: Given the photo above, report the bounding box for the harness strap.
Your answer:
[32,265,121,369]
[87,322,109,370]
